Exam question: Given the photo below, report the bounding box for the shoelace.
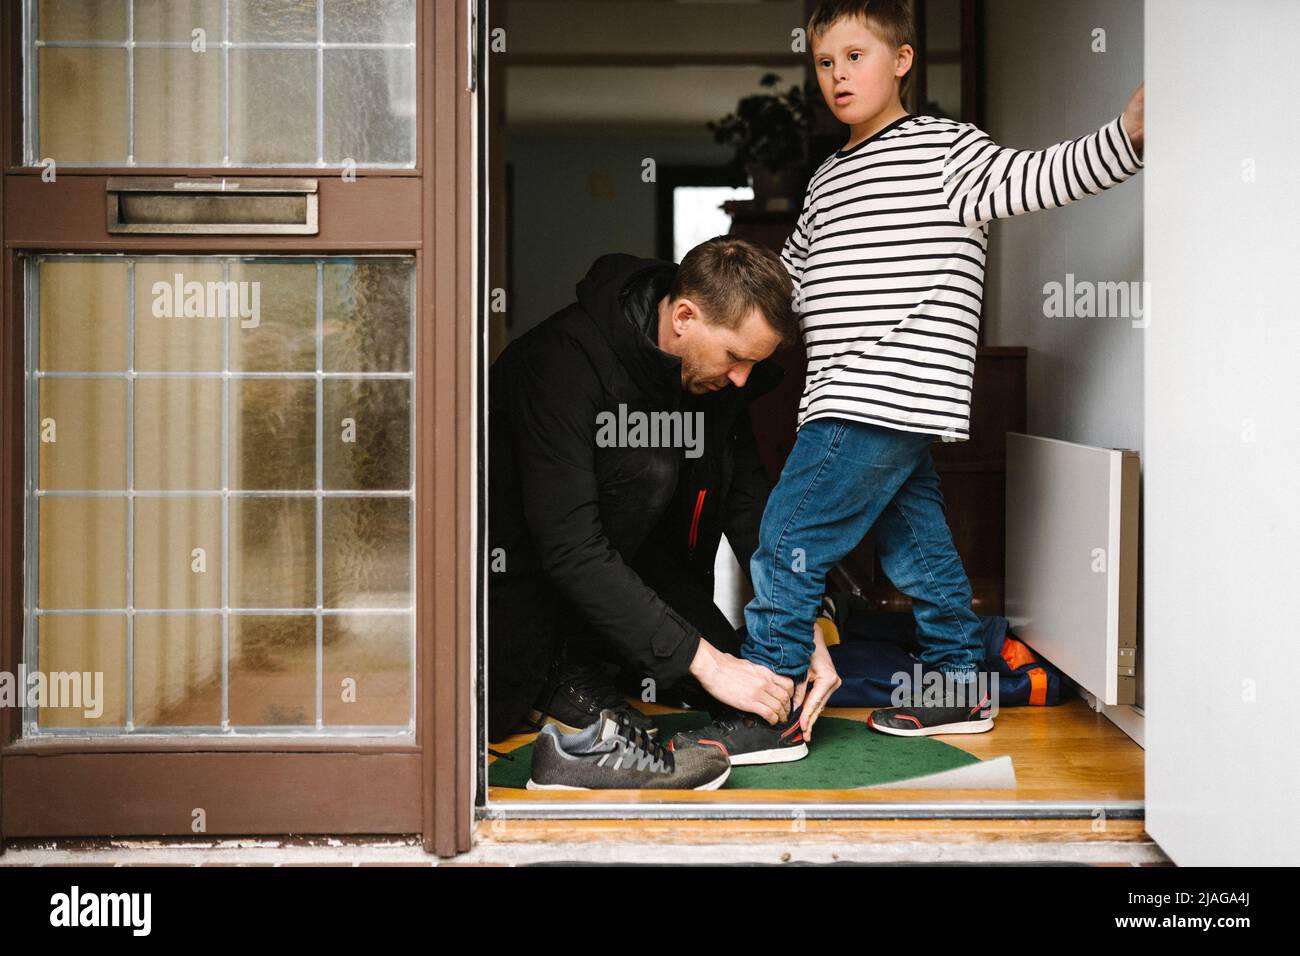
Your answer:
[709,707,798,737]
[561,669,655,738]
[713,709,756,735]
[599,710,674,773]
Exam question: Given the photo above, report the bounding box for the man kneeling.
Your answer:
[488,237,801,748]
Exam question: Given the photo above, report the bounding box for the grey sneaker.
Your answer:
[526,709,731,791]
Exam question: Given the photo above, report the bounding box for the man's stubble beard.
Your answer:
[680,353,707,393]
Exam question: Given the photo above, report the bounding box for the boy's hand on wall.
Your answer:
[1123,83,1145,158]
[793,622,842,741]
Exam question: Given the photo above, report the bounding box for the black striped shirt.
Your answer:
[781,112,1144,440]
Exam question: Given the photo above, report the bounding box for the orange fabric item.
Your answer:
[816,617,841,647]
[1000,634,1039,670]
[1028,666,1048,706]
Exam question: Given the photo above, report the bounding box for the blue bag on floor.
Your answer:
[824,610,1063,707]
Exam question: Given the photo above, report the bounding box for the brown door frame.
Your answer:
[423,0,477,857]
[0,0,475,856]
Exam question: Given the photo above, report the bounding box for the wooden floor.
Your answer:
[488,694,1143,806]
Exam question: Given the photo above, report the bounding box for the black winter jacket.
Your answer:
[487,253,782,741]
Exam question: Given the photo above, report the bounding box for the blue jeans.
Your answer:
[742,418,984,683]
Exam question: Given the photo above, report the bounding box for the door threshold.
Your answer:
[482,800,1144,821]
[473,815,1161,863]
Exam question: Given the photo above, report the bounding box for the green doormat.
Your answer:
[488,712,980,790]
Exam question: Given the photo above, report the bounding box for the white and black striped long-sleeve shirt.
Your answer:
[782,112,1144,441]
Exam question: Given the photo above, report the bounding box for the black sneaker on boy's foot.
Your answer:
[527,657,657,738]
[867,687,994,736]
[669,706,808,766]
[526,709,731,791]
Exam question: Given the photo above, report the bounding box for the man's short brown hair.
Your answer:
[670,236,799,346]
[807,0,917,102]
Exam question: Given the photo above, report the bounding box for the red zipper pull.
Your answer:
[688,489,707,551]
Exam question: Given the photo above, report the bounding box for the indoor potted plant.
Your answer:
[708,73,817,205]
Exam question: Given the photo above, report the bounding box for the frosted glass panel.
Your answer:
[228,50,317,165]
[25,0,416,167]
[324,48,415,165]
[229,379,316,490]
[229,0,318,42]
[39,260,128,372]
[134,378,223,490]
[229,497,316,608]
[322,259,413,372]
[132,48,225,165]
[323,380,411,490]
[38,0,127,40]
[228,616,316,726]
[324,0,416,44]
[323,498,411,607]
[37,615,128,729]
[37,47,128,163]
[322,613,411,726]
[132,615,223,727]
[133,260,225,372]
[228,262,317,372]
[38,378,128,490]
[132,0,222,42]
[134,497,223,609]
[24,255,415,736]
[39,497,128,608]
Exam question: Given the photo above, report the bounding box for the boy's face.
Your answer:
[812,15,912,126]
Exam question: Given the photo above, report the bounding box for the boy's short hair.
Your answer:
[670,236,799,346]
[807,0,917,102]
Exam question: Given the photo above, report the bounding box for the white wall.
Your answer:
[1143,0,1300,866]
[983,0,1146,717]
[982,0,1145,453]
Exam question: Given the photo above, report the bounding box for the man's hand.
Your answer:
[1122,83,1144,159]
[793,621,842,741]
[689,639,794,724]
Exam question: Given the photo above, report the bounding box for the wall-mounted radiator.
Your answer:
[1005,433,1139,706]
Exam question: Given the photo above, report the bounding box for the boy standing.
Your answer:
[672,0,1144,764]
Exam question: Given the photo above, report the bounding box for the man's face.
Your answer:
[812,16,911,127]
[659,297,783,394]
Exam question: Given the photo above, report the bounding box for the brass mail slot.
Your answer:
[106,177,319,235]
